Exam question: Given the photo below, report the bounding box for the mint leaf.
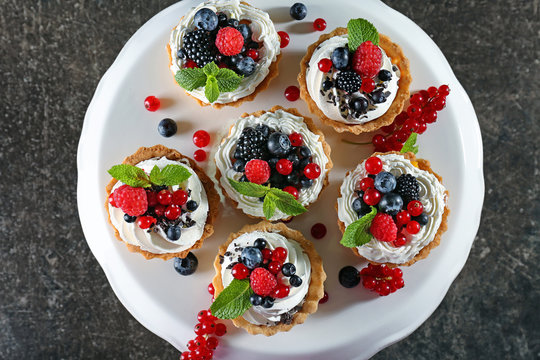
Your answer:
[108,164,152,188]
[210,279,254,319]
[262,195,275,219]
[149,165,164,185]
[216,68,243,92]
[401,132,419,154]
[175,68,207,91]
[228,178,269,198]
[340,206,378,248]
[267,188,307,217]
[159,164,192,186]
[347,18,379,51]
[203,61,219,77]
[205,75,220,103]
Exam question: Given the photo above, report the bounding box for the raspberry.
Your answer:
[369,213,397,242]
[352,41,382,79]
[250,267,278,296]
[244,159,270,184]
[215,27,244,56]
[113,185,148,216]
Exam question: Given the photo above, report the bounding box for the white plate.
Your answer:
[77,0,484,358]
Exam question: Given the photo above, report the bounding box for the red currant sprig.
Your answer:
[360,264,404,296]
[180,309,228,360]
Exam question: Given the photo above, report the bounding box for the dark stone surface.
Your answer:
[0,0,538,359]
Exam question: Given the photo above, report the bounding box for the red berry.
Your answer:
[215,27,244,56]
[154,204,165,217]
[303,163,321,179]
[144,96,160,112]
[261,248,272,260]
[157,189,172,205]
[208,283,215,296]
[423,110,437,124]
[284,85,300,101]
[406,220,421,234]
[370,213,398,242]
[172,189,189,206]
[268,261,282,274]
[318,58,333,72]
[187,340,197,351]
[432,96,446,111]
[438,84,450,96]
[410,93,424,106]
[403,119,420,133]
[396,129,410,143]
[250,267,278,296]
[276,159,293,175]
[311,223,327,239]
[406,104,422,118]
[417,122,427,134]
[146,191,158,207]
[393,233,407,247]
[246,48,259,61]
[395,210,411,227]
[201,321,216,335]
[407,200,423,216]
[278,31,290,48]
[193,130,210,148]
[377,283,391,296]
[197,310,209,322]
[393,268,403,278]
[272,247,288,262]
[215,323,227,336]
[427,86,438,97]
[194,323,204,336]
[245,159,271,184]
[218,62,228,68]
[393,277,405,289]
[395,112,408,125]
[289,132,303,146]
[272,285,290,299]
[362,276,377,290]
[363,188,381,206]
[361,78,376,93]
[194,149,206,162]
[137,216,156,229]
[180,352,190,360]
[206,336,219,350]
[359,177,375,191]
[372,134,386,151]
[194,335,206,347]
[319,291,329,304]
[352,41,382,78]
[184,60,197,68]
[381,123,395,134]
[232,263,250,280]
[313,18,326,31]
[365,156,383,174]
[419,89,429,100]
[165,204,181,220]
[283,186,299,200]
[108,193,117,207]
[113,185,148,216]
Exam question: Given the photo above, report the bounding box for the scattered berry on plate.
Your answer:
[194,149,207,162]
[158,118,177,137]
[313,18,327,31]
[144,95,160,112]
[278,31,290,48]
[360,264,404,296]
[284,85,300,101]
[319,290,329,304]
[193,130,210,148]
[173,252,198,276]
[290,3,307,20]
[311,223,327,239]
[339,266,360,288]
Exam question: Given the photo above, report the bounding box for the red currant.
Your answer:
[303,163,321,179]
[215,323,227,336]
[395,112,408,125]
[261,248,273,260]
[154,204,165,217]
[144,96,160,112]
[232,263,250,279]
[372,134,387,151]
[165,204,181,220]
[284,85,300,101]
[319,291,329,304]
[318,58,333,72]
[432,96,446,111]
[283,186,299,200]
[423,110,437,124]
[108,193,117,207]
[268,261,282,274]
[410,93,424,106]
[427,86,438,97]
[381,123,395,134]
[406,220,421,234]
[313,18,327,31]
[406,104,422,118]
[365,156,383,174]
[193,130,210,148]
[146,191,157,207]
[206,336,219,350]
[359,177,375,191]
[172,189,189,206]
[363,188,381,206]
[377,283,391,296]
[194,323,204,336]
[393,268,403,278]
[157,190,172,205]
[197,310,210,322]
[392,277,405,289]
[289,132,303,146]
[417,122,427,134]
[393,233,407,247]
[208,283,215,296]
[311,223,327,239]
[276,159,293,175]
[184,60,197,68]
[438,84,450,96]
[272,285,290,299]
[278,31,290,48]
[362,276,377,289]
[361,78,376,93]
[137,216,156,229]
[187,340,197,351]
[201,321,216,335]
[194,149,206,162]
[403,119,420,132]
[218,62,228,68]
[396,129,410,143]
[272,247,288,262]
[407,200,423,216]
[395,210,411,227]
[246,48,259,61]
[180,352,190,360]
[419,89,429,100]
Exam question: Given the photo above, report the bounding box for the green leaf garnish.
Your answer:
[262,195,275,220]
[347,18,379,51]
[267,189,307,217]
[227,178,269,198]
[340,206,378,248]
[216,68,244,92]
[154,164,192,186]
[401,132,419,154]
[203,61,219,77]
[108,164,152,188]
[174,68,207,91]
[205,75,220,103]
[108,164,191,188]
[210,279,254,319]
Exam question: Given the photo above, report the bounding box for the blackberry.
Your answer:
[234,127,269,161]
[181,29,216,68]
[336,71,362,94]
[395,174,420,205]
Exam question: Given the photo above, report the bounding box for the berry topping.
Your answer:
[365,156,383,174]
[272,247,288,262]
[154,204,165,217]
[290,3,307,20]
[250,267,278,296]
[268,261,282,275]
[193,8,218,31]
[272,285,290,299]
[194,149,207,162]
[413,212,429,226]
[261,296,275,308]
[286,133,303,148]
[370,213,398,242]
[378,69,392,81]
[144,96,160,111]
[232,263,250,280]
[318,58,333,72]
[237,23,252,40]
[123,214,136,223]
[137,216,156,229]
[283,186,299,199]
[186,200,199,212]
[108,193,117,207]
[267,132,292,156]
[363,188,381,206]
[253,238,267,250]
[406,220,421,234]
[284,85,300,101]
[361,78,376,93]
[281,263,296,277]
[378,193,404,216]
[261,248,272,260]
[407,200,424,216]
[183,60,197,68]
[289,275,302,287]
[339,266,360,288]
[172,189,189,206]
[208,283,215,296]
[352,197,371,217]
[359,177,375,191]
[336,71,362,93]
[303,163,321,180]
[245,48,259,60]
[438,84,450,96]
[374,171,397,193]
[235,127,269,162]
[276,159,293,175]
[396,210,411,227]
[215,27,244,56]
[245,159,271,184]
[393,232,407,247]
[331,47,350,70]
[360,264,404,296]
[181,30,216,68]
[215,323,227,336]
[240,246,263,269]
[278,31,290,48]
[236,57,256,76]
[173,252,198,275]
[165,204,182,220]
[167,225,181,241]
[313,18,327,31]
[351,97,369,112]
[158,118,177,137]
[311,223,327,239]
[250,294,263,306]
[353,41,382,78]
[113,185,148,216]
[193,130,210,148]
[157,189,173,205]
[395,174,420,204]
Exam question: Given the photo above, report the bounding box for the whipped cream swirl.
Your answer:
[169,0,280,104]
[337,154,447,264]
[221,231,311,326]
[108,157,209,254]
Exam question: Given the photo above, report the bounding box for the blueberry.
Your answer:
[300,176,313,188]
[297,157,311,170]
[287,171,300,185]
[123,214,136,223]
[233,159,245,172]
[268,157,279,169]
[299,145,311,158]
[241,246,263,269]
[193,8,218,31]
[240,174,248,182]
[287,153,300,167]
[267,132,291,156]
[413,212,429,226]
[250,294,263,306]
[186,200,198,211]
[261,296,274,308]
[378,193,403,216]
[269,172,286,188]
[371,90,387,103]
[229,54,244,66]
[338,266,360,288]
[352,197,371,217]
[237,23,252,42]
[322,80,333,91]
[282,263,296,277]
[253,238,267,250]
[217,12,228,27]
[355,189,365,198]
[236,57,256,76]
[177,48,186,59]
[173,252,198,276]
[255,124,270,137]
[247,41,259,49]
[167,226,182,241]
[378,69,392,81]
[350,97,369,112]
[227,18,239,28]
[158,118,177,137]
[290,3,307,20]
[331,47,350,70]
[233,147,242,159]
[289,275,302,287]
[374,171,397,193]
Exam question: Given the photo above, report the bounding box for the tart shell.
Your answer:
[105,145,220,260]
[212,221,326,336]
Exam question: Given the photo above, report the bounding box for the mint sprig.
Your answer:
[175,62,243,103]
[228,178,307,219]
[401,132,419,154]
[210,279,254,319]
[340,206,378,248]
[108,164,191,188]
[347,18,379,51]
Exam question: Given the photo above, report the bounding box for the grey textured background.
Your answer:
[1,0,539,359]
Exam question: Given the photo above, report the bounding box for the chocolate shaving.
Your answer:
[219,255,224,264]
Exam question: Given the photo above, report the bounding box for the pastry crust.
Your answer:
[335,151,450,266]
[214,105,333,221]
[105,145,220,260]
[212,221,326,336]
[298,27,412,134]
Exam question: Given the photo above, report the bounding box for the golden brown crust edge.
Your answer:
[298,27,412,134]
[214,105,333,221]
[104,145,220,260]
[335,151,450,266]
[212,221,326,336]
